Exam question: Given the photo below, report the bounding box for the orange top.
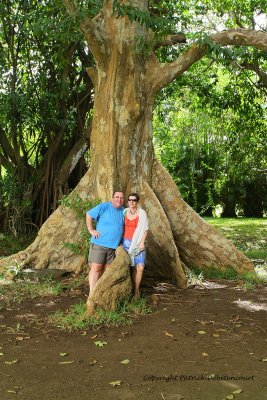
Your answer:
[124,216,139,240]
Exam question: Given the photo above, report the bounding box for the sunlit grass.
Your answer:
[204,217,267,260]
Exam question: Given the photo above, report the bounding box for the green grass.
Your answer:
[204,217,267,260]
[191,265,238,280]
[188,265,266,287]
[0,277,63,310]
[48,297,152,332]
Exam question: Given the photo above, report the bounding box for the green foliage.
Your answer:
[113,0,180,34]
[153,59,267,216]
[60,191,100,256]
[0,171,33,236]
[0,0,94,230]
[60,191,100,219]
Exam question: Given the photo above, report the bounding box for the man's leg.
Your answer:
[88,245,116,293]
[89,263,104,292]
[102,247,116,272]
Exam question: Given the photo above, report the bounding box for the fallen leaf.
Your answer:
[212,333,220,338]
[5,360,18,365]
[171,318,176,322]
[0,352,4,356]
[225,395,234,400]
[58,361,75,365]
[164,331,173,337]
[91,334,98,339]
[94,341,107,347]
[81,332,87,336]
[235,324,242,327]
[232,389,242,394]
[261,358,267,362]
[89,360,97,365]
[121,359,130,364]
[202,352,209,357]
[198,331,206,335]
[7,390,17,394]
[60,352,68,357]
[109,380,122,387]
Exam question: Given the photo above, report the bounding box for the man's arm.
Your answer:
[86,214,101,239]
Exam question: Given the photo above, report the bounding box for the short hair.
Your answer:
[113,191,124,197]
[128,193,139,201]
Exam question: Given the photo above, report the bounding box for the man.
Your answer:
[86,191,124,292]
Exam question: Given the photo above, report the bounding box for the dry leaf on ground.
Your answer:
[164,331,174,337]
[109,380,122,387]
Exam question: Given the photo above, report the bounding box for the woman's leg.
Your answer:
[133,264,144,298]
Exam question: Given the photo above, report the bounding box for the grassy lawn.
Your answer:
[204,217,267,261]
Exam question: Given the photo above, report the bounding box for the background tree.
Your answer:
[153,63,267,218]
[1,0,266,313]
[0,0,94,233]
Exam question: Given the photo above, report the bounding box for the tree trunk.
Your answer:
[1,1,258,313]
[243,180,264,218]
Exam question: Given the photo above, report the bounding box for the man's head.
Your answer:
[112,191,124,208]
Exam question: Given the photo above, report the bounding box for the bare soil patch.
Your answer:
[0,279,267,400]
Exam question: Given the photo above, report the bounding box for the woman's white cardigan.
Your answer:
[124,207,149,266]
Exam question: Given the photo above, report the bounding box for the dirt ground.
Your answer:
[0,278,267,400]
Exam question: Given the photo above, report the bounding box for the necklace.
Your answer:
[129,209,137,215]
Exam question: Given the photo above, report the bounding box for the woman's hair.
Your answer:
[128,193,139,201]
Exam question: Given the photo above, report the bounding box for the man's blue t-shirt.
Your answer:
[87,202,124,249]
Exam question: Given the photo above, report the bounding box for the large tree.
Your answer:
[1,0,266,312]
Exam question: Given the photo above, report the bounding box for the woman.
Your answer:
[123,193,149,298]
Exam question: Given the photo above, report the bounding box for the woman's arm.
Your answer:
[139,230,148,250]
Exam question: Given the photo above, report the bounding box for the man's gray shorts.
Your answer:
[88,244,116,265]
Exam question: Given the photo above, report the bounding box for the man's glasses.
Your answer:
[128,198,137,202]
